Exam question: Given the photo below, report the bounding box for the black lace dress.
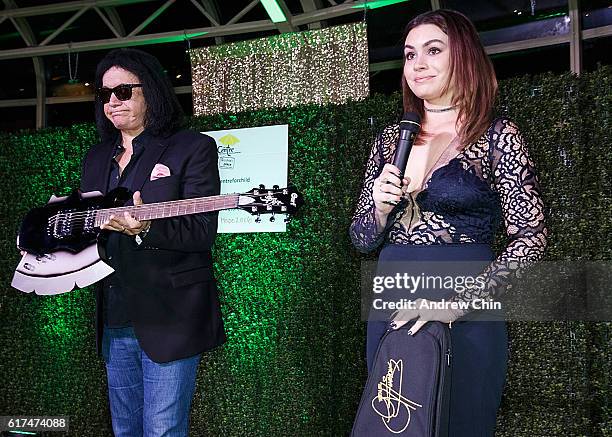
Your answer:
[350,117,547,436]
[350,117,547,310]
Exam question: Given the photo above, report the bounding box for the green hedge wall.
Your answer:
[0,66,609,436]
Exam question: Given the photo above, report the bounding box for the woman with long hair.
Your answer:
[350,10,547,434]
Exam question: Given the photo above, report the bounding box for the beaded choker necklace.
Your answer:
[424,105,458,113]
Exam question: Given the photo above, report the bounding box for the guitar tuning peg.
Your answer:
[255,214,261,223]
[259,184,265,190]
[273,184,279,190]
[270,213,275,222]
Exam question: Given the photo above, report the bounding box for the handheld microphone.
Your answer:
[392,112,421,178]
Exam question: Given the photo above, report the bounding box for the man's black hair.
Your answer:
[94,48,184,141]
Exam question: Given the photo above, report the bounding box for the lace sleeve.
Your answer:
[349,128,392,253]
[451,118,548,311]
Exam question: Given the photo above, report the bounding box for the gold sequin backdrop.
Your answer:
[190,23,369,116]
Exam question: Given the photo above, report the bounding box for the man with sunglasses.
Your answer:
[80,48,225,437]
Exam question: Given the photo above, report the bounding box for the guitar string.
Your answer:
[50,200,239,230]
[46,192,292,230]
[53,202,287,232]
[48,194,237,221]
[50,201,237,224]
[48,201,239,230]
[48,195,240,223]
[79,200,238,228]
[47,191,292,230]
[47,189,292,223]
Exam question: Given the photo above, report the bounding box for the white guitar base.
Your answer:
[12,244,114,295]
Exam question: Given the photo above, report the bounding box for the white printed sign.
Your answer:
[203,124,289,233]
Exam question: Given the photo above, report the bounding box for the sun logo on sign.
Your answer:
[217,134,240,169]
[218,134,240,156]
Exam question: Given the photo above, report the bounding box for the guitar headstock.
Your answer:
[237,185,303,220]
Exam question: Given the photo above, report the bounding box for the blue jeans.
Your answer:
[102,327,201,437]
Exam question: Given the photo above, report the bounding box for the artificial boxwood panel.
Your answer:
[0,66,609,436]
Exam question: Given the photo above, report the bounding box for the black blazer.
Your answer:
[80,129,226,363]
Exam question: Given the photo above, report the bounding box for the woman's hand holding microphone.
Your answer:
[372,163,410,231]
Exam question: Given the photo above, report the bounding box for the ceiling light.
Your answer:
[260,0,287,23]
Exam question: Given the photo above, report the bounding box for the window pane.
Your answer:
[444,0,568,32]
[491,44,570,80]
[47,102,94,128]
[0,106,35,131]
[583,36,612,71]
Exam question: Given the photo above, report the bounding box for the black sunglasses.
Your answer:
[96,83,143,103]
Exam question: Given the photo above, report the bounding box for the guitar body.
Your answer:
[17,188,130,255]
[13,184,303,295]
[12,189,129,294]
[12,245,115,295]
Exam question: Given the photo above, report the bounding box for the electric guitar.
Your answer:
[12,185,303,295]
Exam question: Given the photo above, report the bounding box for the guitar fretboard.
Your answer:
[93,194,240,226]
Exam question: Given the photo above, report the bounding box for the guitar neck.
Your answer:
[93,194,240,226]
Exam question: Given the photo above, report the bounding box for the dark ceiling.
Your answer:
[0,0,609,130]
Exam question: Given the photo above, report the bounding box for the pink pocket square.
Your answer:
[150,163,171,181]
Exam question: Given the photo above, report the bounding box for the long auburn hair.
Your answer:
[401,9,497,146]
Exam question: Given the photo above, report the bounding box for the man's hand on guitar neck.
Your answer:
[101,191,152,236]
